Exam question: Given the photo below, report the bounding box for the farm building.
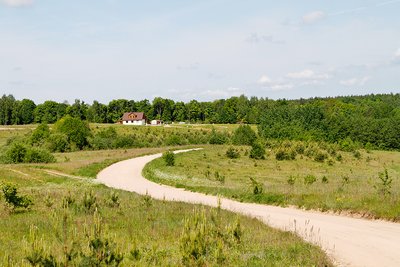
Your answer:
[150,119,163,125]
[121,112,146,125]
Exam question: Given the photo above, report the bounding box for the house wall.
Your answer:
[122,120,146,125]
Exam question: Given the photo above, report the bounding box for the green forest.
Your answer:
[1,93,399,150]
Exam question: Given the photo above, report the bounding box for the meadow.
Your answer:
[144,144,400,221]
[0,126,332,266]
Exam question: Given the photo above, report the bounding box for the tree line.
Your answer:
[1,93,399,149]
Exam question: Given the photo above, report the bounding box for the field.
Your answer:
[0,127,332,266]
[144,145,400,221]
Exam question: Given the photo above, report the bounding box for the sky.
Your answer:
[1,0,400,104]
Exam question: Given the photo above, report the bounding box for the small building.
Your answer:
[121,112,146,126]
[150,119,163,125]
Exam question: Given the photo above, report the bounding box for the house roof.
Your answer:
[122,112,146,121]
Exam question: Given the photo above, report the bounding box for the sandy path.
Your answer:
[97,149,400,267]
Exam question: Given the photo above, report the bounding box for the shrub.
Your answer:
[209,129,228,145]
[24,147,56,163]
[112,135,137,149]
[287,175,296,185]
[232,125,257,146]
[322,176,329,183]
[353,150,362,159]
[226,147,240,159]
[47,133,70,152]
[165,135,183,146]
[275,148,296,161]
[294,143,305,154]
[54,116,91,149]
[375,169,392,197]
[304,175,317,185]
[30,123,50,146]
[163,151,175,166]
[249,142,265,160]
[314,151,327,162]
[82,191,97,213]
[214,171,225,184]
[250,177,263,195]
[3,142,27,163]
[1,184,32,211]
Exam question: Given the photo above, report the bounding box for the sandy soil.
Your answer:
[97,149,400,267]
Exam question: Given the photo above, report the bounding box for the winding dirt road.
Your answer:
[97,149,400,267]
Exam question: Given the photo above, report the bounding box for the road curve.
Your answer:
[97,149,400,267]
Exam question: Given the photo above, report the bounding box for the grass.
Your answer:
[144,145,400,221]
[0,145,332,266]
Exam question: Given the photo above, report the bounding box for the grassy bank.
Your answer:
[0,148,332,266]
[144,145,400,221]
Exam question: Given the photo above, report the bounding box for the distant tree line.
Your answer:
[0,93,399,149]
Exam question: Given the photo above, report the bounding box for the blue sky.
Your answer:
[1,0,400,103]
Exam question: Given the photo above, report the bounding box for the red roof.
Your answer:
[121,112,146,121]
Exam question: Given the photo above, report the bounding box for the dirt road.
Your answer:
[97,149,400,267]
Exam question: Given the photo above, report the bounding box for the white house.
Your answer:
[150,119,163,125]
[121,112,146,125]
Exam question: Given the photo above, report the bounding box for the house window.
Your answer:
[131,120,134,123]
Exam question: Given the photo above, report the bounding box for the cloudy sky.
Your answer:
[1,0,400,103]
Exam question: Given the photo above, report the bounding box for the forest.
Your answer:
[0,93,399,150]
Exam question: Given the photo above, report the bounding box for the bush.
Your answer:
[314,151,328,162]
[250,177,263,195]
[209,129,228,145]
[163,151,175,166]
[304,175,317,185]
[3,142,27,163]
[47,133,70,152]
[287,175,296,185]
[275,148,296,161]
[30,123,50,146]
[375,169,392,197]
[165,135,183,146]
[54,116,91,149]
[113,135,140,149]
[232,125,257,146]
[249,142,265,160]
[1,184,32,211]
[24,147,56,163]
[226,147,240,159]
[353,150,361,159]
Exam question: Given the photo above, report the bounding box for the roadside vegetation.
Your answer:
[0,147,332,266]
[144,143,400,221]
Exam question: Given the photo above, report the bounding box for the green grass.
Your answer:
[0,148,332,266]
[144,145,400,221]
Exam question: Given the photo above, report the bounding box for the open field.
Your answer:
[0,146,332,266]
[144,145,400,221]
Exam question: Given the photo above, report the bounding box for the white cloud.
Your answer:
[395,48,400,58]
[257,75,293,91]
[286,69,330,80]
[340,76,370,86]
[302,11,326,24]
[257,75,272,85]
[269,83,294,91]
[1,0,33,7]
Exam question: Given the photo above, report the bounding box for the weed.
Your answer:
[214,171,225,184]
[163,151,175,166]
[287,175,296,186]
[304,175,317,185]
[250,177,263,195]
[82,190,97,213]
[375,169,392,197]
[226,147,240,159]
[321,176,329,184]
